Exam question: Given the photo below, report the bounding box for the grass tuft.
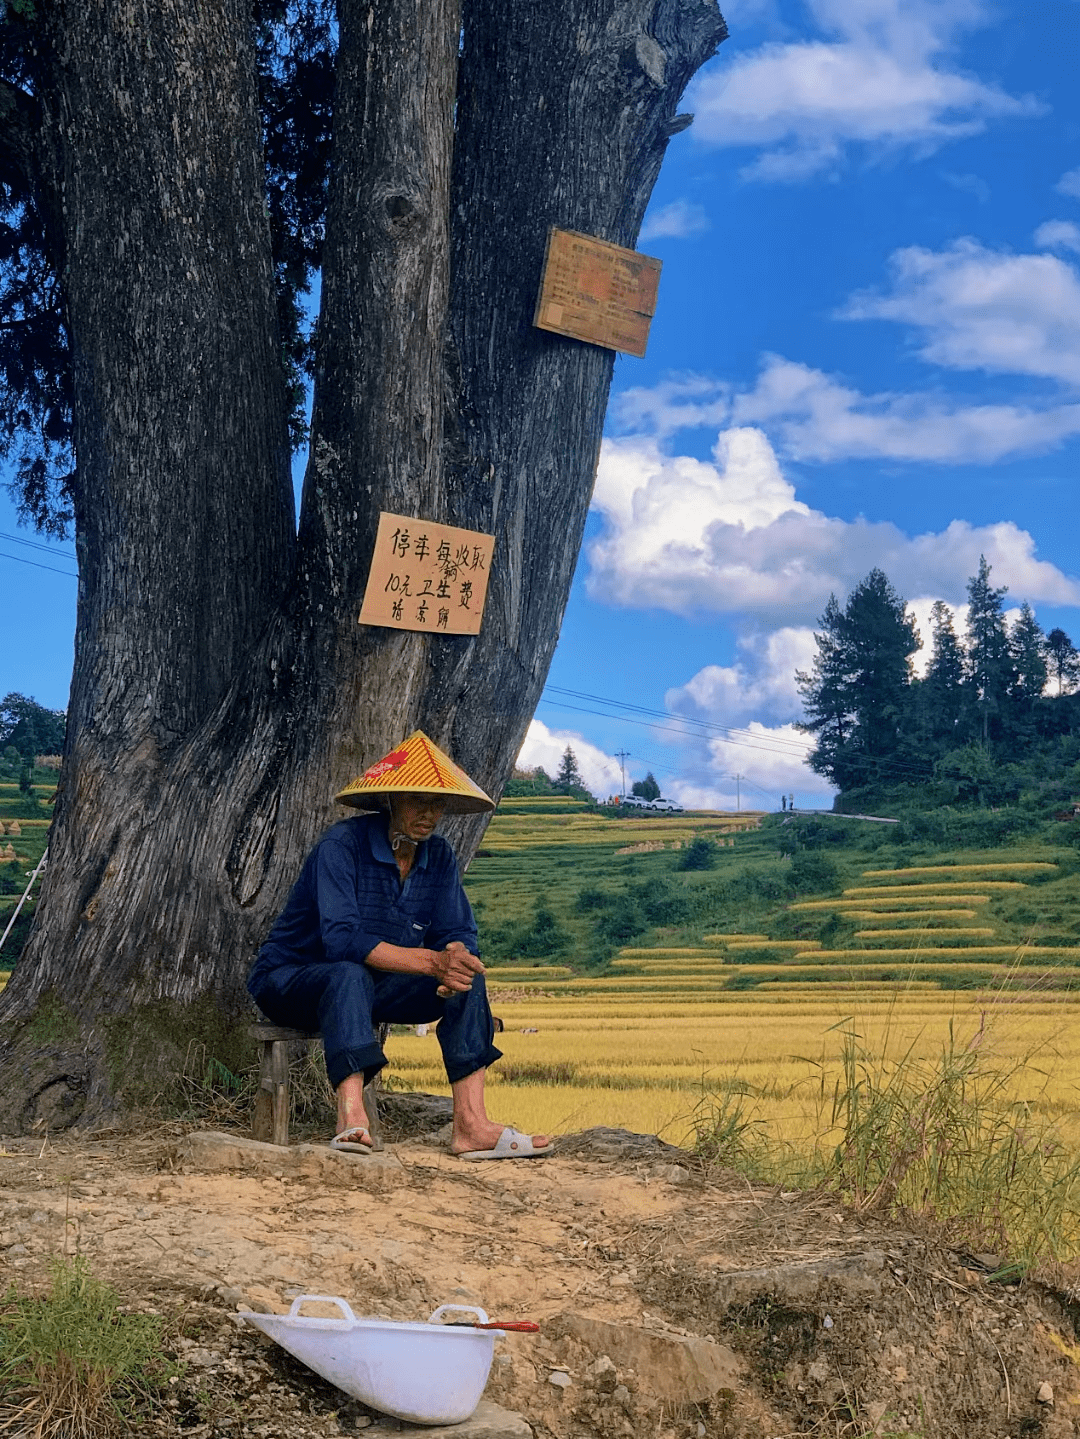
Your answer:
[817,1018,1080,1267]
[689,1013,1080,1270]
[0,1257,175,1439]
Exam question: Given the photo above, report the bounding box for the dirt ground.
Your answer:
[2,1116,1080,1439]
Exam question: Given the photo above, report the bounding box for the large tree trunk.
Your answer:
[0,0,725,1133]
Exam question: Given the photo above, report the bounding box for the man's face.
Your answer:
[390,793,447,842]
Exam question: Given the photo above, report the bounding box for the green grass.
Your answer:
[0,1256,175,1438]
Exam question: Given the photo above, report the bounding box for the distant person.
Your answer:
[247,731,552,1161]
[781,795,786,811]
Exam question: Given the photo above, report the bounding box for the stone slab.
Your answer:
[549,1313,744,1403]
[179,1130,407,1189]
[705,1250,887,1309]
[554,1127,686,1162]
[365,1399,531,1439]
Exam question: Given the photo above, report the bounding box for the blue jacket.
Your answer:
[249,813,478,985]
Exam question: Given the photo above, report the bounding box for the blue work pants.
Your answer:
[249,961,502,1089]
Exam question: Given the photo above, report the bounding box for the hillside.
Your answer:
[371,799,1080,1212]
[2,1120,1080,1439]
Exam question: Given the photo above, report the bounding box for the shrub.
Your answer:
[788,851,840,895]
[817,1020,1080,1267]
[575,885,612,913]
[677,837,717,871]
[483,901,572,960]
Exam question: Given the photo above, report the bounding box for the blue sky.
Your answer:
[4,0,1080,810]
[526,0,1080,807]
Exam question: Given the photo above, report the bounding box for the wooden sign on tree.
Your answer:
[359,512,494,635]
[533,227,662,357]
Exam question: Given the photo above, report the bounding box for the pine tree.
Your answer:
[555,746,586,795]
[797,570,920,790]
[964,556,1014,743]
[1009,603,1048,706]
[796,595,852,783]
[917,601,965,745]
[1046,628,1080,695]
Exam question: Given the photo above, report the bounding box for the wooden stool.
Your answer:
[248,1022,385,1147]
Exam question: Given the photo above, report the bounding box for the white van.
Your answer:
[649,798,684,812]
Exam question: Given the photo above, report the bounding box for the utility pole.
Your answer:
[615,750,631,799]
[735,774,742,812]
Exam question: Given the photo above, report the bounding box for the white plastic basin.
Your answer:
[243,1297,503,1424]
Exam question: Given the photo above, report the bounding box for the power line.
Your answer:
[0,548,77,578]
[543,684,813,755]
[538,695,816,763]
[0,529,75,558]
[539,684,933,781]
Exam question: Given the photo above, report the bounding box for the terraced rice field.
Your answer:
[386,854,1080,1147]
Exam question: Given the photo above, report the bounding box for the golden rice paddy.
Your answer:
[385,983,1080,1149]
[385,853,1080,1164]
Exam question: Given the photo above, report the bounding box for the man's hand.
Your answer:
[431,941,484,995]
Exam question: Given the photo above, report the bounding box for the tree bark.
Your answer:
[0,0,725,1132]
[427,0,727,857]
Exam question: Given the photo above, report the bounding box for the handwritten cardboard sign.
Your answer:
[533,227,662,358]
[358,512,495,635]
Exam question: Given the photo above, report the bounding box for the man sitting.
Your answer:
[247,730,552,1160]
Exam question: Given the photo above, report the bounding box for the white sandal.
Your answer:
[457,1126,553,1161]
[330,1126,373,1154]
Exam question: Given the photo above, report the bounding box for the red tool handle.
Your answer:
[455,1320,539,1332]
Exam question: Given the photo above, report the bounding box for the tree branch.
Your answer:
[0,77,41,194]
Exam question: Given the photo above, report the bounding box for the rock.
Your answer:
[549,1314,744,1403]
[549,1371,572,1389]
[652,1163,690,1184]
[555,1128,687,1162]
[1038,1382,1055,1406]
[377,1091,455,1140]
[365,1399,531,1439]
[179,1131,407,1189]
[704,1251,886,1310]
[587,1354,618,1393]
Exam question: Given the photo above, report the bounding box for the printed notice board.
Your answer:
[358,512,495,635]
[533,227,662,358]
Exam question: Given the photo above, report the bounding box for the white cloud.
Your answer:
[611,376,731,439]
[587,427,1080,624]
[1035,220,1080,256]
[639,200,710,242]
[940,170,990,202]
[616,241,1080,466]
[612,241,1080,465]
[844,239,1080,384]
[1057,166,1080,199]
[663,718,834,812]
[665,629,818,728]
[688,0,1039,181]
[732,355,1080,463]
[515,720,623,797]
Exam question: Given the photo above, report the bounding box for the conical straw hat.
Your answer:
[335,730,495,815]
